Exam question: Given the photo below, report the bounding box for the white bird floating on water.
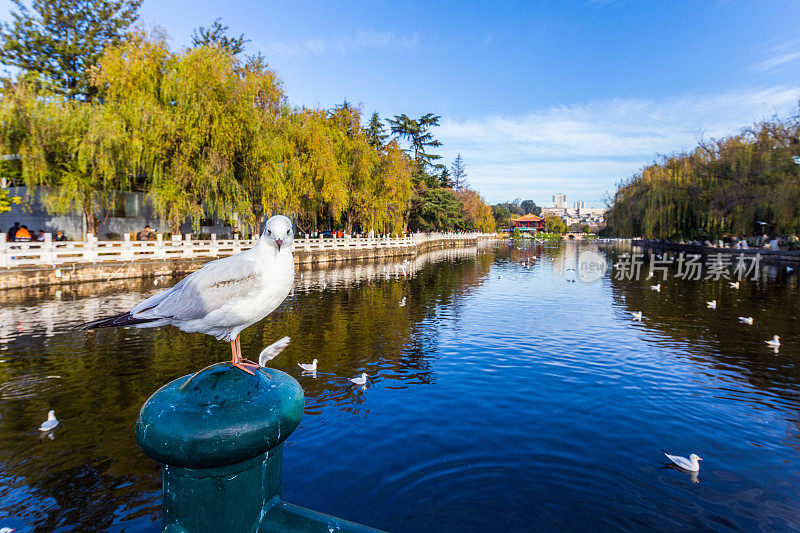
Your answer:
[650,284,661,292]
[39,410,58,432]
[730,281,739,289]
[349,373,368,386]
[498,275,504,280]
[766,335,781,347]
[298,359,318,372]
[707,300,717,309]
[258,336,291,367]
[630,311,643,321]
[80,215,295,376]
[738,316,754,325]
[399,297,406,307]
[664,451,702,472]
[787,266,794,273]
[0,527,17,533]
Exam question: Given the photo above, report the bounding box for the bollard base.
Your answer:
[258,502,385,533]
[162,449,283,532]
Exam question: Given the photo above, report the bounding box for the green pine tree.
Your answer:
[0,0,142,100]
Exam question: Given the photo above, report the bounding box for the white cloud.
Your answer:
[257,30,419,58]
[755,51,800,73]
[436,87,800,205]
[752,39,800,73]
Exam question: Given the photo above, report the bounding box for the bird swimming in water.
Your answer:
[298,359,318,372]
[349,373,368,386]
[39,410,58,432]
[79,215,295,375]
[766,335,781,348]
[663,451,702,472]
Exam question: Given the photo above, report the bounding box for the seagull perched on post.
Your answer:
[79,215,295,376]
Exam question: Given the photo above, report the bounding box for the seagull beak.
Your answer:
[275,238,283,251]
[697,457,703,461]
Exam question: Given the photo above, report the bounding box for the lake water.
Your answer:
[1,241,799,532]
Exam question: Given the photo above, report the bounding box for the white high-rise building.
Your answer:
[574,201,585,209]
[553,193,566,209]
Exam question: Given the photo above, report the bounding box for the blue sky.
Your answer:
[3,1,799,206]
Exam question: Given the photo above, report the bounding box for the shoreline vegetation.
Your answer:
[0,2,496,239]
[604,106,800,243]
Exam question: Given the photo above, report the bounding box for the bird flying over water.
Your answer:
[630,311,643,321]
[730,281,739,289]
[738,316,753,325]
[79,215,295,375]
[650,284,660,292]
[258,336,291,367]
[706,300,716,309]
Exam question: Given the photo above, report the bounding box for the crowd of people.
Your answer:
[6,222,67,242]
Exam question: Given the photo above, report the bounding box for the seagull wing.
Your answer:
[131,253,262,323]
[39,419,58,431]
[664,452,692,470]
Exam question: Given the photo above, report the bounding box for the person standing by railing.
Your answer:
[137,225,154,241]
[7,221,20,242]
[14,224,32,242]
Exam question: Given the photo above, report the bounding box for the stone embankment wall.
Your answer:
[0,236,486,290]
[632,240,800,264]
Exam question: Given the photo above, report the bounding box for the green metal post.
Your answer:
[135,362,383,533]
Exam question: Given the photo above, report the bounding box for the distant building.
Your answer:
[510,213,545,232]
[542,194,606,230]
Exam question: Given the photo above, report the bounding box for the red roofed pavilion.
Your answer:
[510,213,545,232]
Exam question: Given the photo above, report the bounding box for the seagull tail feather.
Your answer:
[77,312,161,331]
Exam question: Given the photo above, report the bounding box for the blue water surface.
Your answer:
[0,242,799,531]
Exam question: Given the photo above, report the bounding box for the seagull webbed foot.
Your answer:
[232,361,258,375]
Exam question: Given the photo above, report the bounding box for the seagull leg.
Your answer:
[230,335,257,375]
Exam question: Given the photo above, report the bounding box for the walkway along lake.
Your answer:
[0,241,799,531]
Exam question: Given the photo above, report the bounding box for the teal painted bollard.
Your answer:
[136,362,382,533]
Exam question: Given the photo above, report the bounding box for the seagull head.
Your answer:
[264,215,294,252]
[689,454,702,462]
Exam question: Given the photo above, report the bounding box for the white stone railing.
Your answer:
[0,232,494,268]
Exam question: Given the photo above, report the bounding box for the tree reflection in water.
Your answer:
[0,244,493,532]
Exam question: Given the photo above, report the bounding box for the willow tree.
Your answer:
[95,31,287,233]
[0,78,132,235]
[605,111,800,239]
